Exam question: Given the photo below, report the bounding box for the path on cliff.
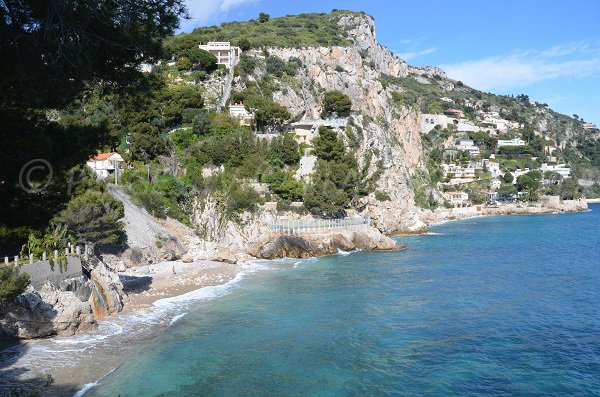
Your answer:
[216,66,234,111]
[109,186,177,249]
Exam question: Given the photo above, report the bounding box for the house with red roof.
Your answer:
[445,108,464,118]
[86,152,124,180]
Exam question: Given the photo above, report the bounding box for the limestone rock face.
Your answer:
[90,262,126,316]
[0,284,96,339]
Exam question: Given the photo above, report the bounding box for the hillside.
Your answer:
[3,10,598,260]
[163,10,359,52]
[131,11,600,234]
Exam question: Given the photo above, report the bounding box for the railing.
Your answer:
[268,217,370,234]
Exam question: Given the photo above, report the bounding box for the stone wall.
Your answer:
[19,256,84,290]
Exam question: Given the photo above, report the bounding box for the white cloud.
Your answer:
[441,42,600,91]
[180,0,257,31]
[398,47,437,61]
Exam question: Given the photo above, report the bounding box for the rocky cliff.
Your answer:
[233,13,429,233]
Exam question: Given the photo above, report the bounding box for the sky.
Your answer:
[180,0,600,125]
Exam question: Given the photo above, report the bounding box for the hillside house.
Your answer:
[455,139,480,157]
[498,138,526,147]
[198,42,241,69]
[443,191,469,206]
[481,159,502,177]
[229,103,255,127]
[86,152,124,180]
[445,108,464,118]
[441,163,478,184]
[541,163,571,178]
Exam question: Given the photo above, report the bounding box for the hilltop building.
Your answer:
[198,42,241,69]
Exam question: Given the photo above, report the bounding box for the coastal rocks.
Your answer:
[418,199,589,226]
[90,262,126,316]
[251,227,403,259]
[157,236,185,261]
[0,284,96,339]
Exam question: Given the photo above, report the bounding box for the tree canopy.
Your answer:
[321,91,352,118]
[0,0,187,228]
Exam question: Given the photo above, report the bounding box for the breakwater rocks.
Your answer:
[250,227,406,259]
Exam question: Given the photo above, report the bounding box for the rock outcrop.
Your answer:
[250,228,403,259]
[0,258,127,339]
[89,262,126,317]
[249,13,427,233]
[0,283,96,339]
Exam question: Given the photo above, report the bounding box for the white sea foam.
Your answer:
[170,312,187,325]
[337,249,352,256]
[73,381,99,397]
[72,368,116,397]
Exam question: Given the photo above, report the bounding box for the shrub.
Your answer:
[52,190,126,247]
[321,90,352,118]
[175,57,192,71]
[375,190,391,201]
[0,266,30,302]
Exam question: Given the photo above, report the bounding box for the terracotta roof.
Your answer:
[89,152,118,161]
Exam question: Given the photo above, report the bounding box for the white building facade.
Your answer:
[228,103,255,127]
[498,138,526,147]
[86,152,124,180]
[198,42,241,69]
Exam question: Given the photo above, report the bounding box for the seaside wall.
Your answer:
[19,256,84,290]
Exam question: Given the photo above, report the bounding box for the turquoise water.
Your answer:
[87,206,600,396]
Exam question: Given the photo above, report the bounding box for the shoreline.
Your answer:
[414,199,591,230]
[0,259,246,397]
[119,259,240,313]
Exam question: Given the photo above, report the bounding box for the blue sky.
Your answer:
[181,0,600,125]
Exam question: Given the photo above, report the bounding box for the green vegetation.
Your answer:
[231,83,291,131]
[321,91,353,118]
[53,190,126,247]
[163,11,361,54]
[303,127,371,217]
[0,0,186,233]
[0,266,30,302]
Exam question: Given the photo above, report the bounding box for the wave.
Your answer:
[170,312,187,326]
[72,368,116,397]
[73,381,99,397]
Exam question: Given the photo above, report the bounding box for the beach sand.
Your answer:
[120,260,240,311]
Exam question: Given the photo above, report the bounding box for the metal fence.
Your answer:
[268,217,370,234]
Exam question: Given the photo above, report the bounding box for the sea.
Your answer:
[2,205,599,396]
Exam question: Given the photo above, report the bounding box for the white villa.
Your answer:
[441,163,478,184]
[86,152,124,180]
[498,138,526,147]
[481,158,502,177]
[198,42,241,69]
[541,163,571,178]
[443,191,469,206]
[228,103,255,127]
[455,139,480,157]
